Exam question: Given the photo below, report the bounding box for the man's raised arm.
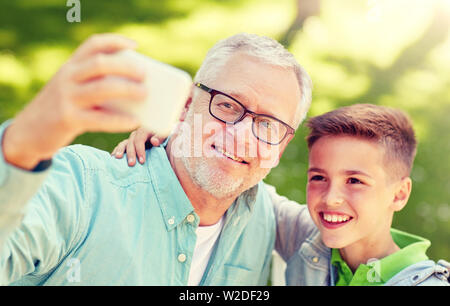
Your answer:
[2,33,144,170]
[0,34,146,283]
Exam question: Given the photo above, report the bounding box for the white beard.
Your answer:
[180,155,245,199]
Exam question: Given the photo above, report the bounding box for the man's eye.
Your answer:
[348,177,362,184]
[218,102,239,112]
[260,120,271,128]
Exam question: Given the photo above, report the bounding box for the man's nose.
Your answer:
[232,115,253,137]
[227,115,256,156]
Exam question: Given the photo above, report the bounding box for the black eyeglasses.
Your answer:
[195,83,295,145]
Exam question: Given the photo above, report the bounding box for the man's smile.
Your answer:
[211,144,249,164]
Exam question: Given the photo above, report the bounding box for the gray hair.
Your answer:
[194,33,312,128]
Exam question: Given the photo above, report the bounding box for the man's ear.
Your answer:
[277,133,295,161]
[391,177,412,212]
[269,133,295,168]
[179,96,193,122]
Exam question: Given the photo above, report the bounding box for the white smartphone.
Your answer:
[106,49,193,137]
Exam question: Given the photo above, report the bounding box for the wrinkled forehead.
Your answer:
[196,52,302,127]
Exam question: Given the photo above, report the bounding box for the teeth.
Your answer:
[216,147,244,163]
[323,213,351,223]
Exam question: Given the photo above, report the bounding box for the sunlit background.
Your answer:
[0,0,449,261]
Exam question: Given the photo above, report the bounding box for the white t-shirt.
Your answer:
[187,216,225,286]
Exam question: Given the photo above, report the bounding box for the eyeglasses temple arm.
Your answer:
[195,83,213,93]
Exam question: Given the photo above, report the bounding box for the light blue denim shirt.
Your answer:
[0,121,275,285]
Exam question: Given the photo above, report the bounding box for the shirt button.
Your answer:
[178,253,187,263]
[312,257,319,263]
[168,217,175,225]
[186,214,195,223]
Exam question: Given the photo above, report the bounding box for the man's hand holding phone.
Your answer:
[2,33,190,171]
[2,34,147,170]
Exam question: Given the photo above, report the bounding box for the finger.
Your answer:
[134,129,151,163]
[73,76,147,108]
[72,53,146,83]
[112,139,129,158]
[78,109,140,134]
[150,136,165,147]
[126,132,137,166]
[72,33,137,61]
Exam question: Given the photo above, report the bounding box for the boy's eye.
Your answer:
[310,175,325,182]
[347,177,362,184]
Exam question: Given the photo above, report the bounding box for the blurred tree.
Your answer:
[327,0,450,105]
[279,0,320,47]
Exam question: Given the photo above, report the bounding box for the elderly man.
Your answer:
[0,33,312,285]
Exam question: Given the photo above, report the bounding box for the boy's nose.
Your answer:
[324,185,345,207]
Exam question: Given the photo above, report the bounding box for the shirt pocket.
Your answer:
[212,264,259,286]
[297,242,329,272]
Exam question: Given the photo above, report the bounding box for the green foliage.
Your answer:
[1,0,448,260]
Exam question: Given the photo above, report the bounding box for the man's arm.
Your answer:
[0,123,88,284]
[2,34,144,171]
[0,123,51,248]
[0,34,146,284]
[264,183,317,262]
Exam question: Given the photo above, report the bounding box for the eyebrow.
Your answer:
[227,92,284,121]
[344,170,373,178]
[307,167,325,174]
[307,168,373,179]
[228,92,250,104]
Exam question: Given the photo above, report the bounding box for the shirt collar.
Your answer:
[240,183,259,212]
[331,248,354,285]
[147,142,195,231]
[147,139,260,231]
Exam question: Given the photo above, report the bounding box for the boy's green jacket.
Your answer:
[267,184,450,286]
[331,229,431,286]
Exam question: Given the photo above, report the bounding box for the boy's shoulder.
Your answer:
[386,229,450,286]
[385,259,450,286]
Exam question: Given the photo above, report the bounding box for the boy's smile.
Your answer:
[319,211,354,229]
[306,135,402,250]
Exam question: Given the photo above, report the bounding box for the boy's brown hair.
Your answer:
[306,104,417,179]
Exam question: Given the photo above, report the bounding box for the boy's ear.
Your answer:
[391,177,412,212]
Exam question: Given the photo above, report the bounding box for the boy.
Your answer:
[112,103,450,285]
[271,103,449,285]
